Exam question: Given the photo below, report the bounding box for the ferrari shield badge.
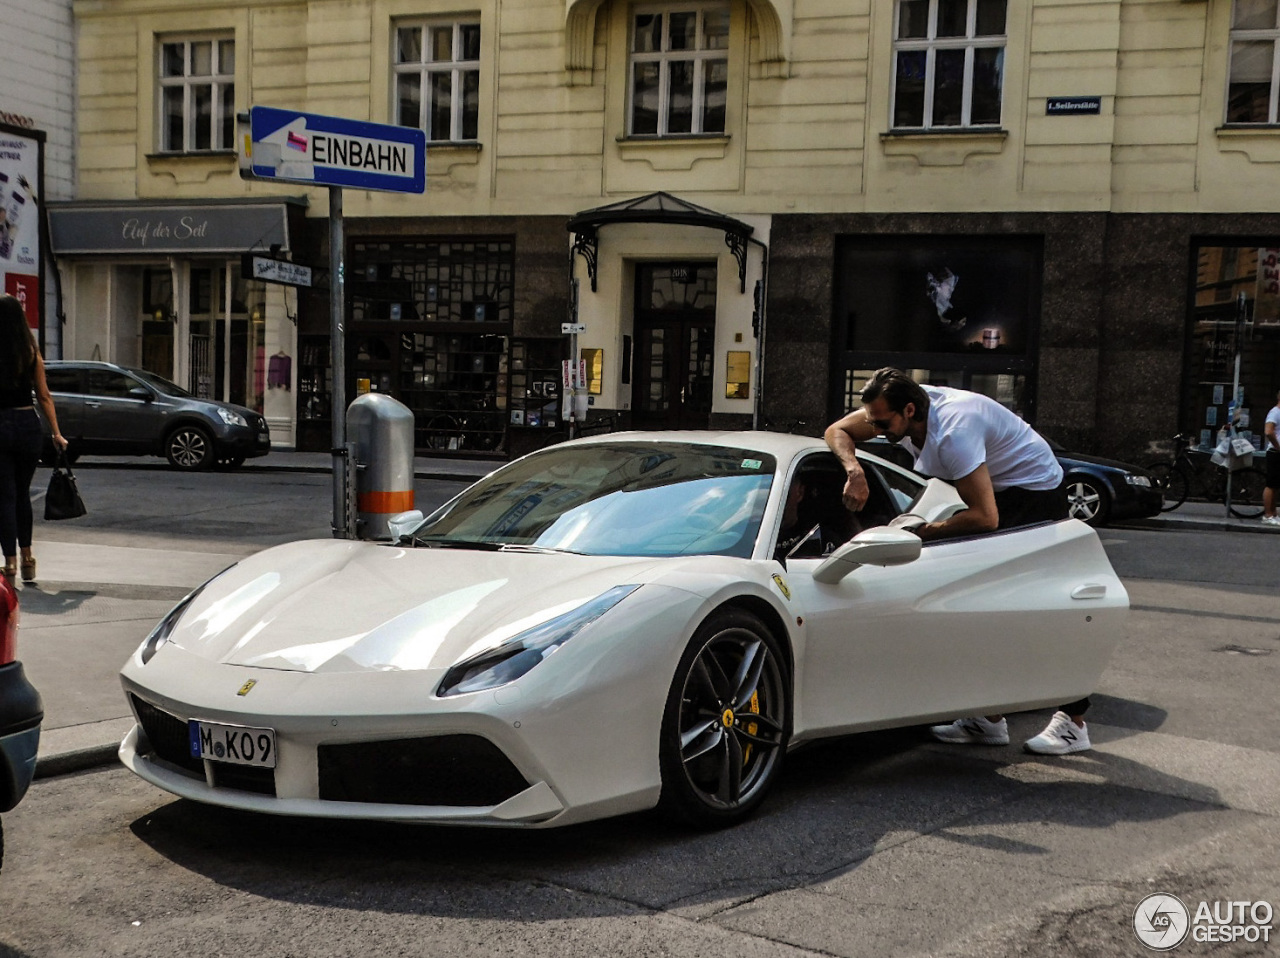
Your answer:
[771,573,791,601]
[237,680,257,697]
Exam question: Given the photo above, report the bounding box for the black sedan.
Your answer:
[1047,438,1163,527]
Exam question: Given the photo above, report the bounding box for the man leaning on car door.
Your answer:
[824,367,1092,757]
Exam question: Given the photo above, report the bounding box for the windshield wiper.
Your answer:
[498,543,581,555]
[410,536,503,551]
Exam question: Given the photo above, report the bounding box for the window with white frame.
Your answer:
[629,4,729,137]
[891,0,1005,130]
[394,20,481,142]
[1227,0,1280,123]
[158,36,235,152]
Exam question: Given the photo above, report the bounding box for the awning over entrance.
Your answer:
[47,197,307,256]
[567,191,755,292]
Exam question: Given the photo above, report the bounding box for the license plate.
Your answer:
[188,720,277,768]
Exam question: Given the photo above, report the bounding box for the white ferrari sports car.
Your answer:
[119,431,1127,828]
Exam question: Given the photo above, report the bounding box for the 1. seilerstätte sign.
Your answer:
[240,106,425,194]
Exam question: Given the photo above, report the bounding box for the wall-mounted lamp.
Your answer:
[152,306,175,323]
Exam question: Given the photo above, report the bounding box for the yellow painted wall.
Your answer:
[69,0,1280,217]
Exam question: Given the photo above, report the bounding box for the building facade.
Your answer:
[52,0,1280,460]
[0,0,76,356]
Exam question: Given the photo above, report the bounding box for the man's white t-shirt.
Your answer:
[897,385,1063,492]
[1266,404,1280,452]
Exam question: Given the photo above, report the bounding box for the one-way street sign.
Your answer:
[240,106,426,194]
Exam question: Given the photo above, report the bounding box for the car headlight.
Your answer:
[136,564,236,664]
[1125,474,1152,488]
[217,408,248,428]
[436,585,640,697]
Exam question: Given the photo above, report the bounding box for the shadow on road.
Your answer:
[126,704,1222,921]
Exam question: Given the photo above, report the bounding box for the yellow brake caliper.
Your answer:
[743,690,760,765]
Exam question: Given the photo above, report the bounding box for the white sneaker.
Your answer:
[1024,711,1091,755]
[930,716,1009,745]
[1262,515,1280,526]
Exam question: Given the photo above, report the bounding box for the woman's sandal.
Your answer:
[2,560,17,582]
[20,557,35,583]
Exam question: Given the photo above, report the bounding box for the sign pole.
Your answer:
[329,185,347,538]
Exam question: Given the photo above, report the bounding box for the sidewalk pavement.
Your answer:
[18,449,1279,784]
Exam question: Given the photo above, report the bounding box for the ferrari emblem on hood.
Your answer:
[237,680,257,696]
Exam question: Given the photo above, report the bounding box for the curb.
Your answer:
[34,742,119,779]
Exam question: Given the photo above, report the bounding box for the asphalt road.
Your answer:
[1,465,1277,957]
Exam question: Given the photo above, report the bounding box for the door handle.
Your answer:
[1071,583,1107,600]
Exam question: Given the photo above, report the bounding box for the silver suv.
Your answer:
[43,361,271,470]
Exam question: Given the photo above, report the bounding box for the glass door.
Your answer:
[632,263,717,430]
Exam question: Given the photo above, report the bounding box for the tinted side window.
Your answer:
[87,371,141,399]
[45,369,82,393]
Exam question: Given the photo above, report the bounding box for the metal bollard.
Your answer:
[346,393,415,540]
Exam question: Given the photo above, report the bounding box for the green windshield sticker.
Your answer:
[741,459,763,470]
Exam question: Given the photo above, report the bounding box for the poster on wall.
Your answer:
[836,239,1040,356]
[0,125,42,329]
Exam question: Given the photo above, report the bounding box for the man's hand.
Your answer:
[842,464,870,512]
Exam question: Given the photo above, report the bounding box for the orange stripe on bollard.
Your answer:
[357,490,415,514]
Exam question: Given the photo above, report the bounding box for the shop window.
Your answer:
[350,240,513,324]
[1227,1,1280,124]
[833,236,1040,422]
[158,35,236,152]
[891,0,1005,130]
[394,19,481,142]
[399,332,506,451]
[1182,245,1280,450]
[629,3,729,136]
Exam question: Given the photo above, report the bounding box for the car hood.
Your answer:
[163,539,675,674]
[1057,450,1149,476]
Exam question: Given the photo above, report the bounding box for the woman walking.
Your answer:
[0,294,67,583]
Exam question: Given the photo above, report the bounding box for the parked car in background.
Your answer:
[1046,438,1162,527]
[0,577,40,872]
[865,437,1160,528]
[42,361,270,471]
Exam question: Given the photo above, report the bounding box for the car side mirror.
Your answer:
[128,386,153,401]
[387,509,425,541]
[811,527,922,584]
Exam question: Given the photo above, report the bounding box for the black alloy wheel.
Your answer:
[1065,475,1111,527]
[658,608,789,827]
[165,425,214,470]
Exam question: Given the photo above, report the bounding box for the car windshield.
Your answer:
[127,368,192,398]
[412,442,776,558]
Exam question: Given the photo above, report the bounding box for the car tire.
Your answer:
[658,607,789,828]
[212,455,246,471]
[165,426,214,471]
[1065,475,1111,527]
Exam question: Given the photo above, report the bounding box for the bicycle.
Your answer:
[1145,433,1266,518]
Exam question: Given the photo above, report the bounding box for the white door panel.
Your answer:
[789,521,1127,740]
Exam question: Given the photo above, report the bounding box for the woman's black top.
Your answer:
[0,361,35,409]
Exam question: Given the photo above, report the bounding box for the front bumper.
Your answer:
[0,661,43,812]
[212,423,272,460]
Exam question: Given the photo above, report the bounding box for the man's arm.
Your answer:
[1267,418,1278,452]
[824,410,877,511]
[915,463,1000,541]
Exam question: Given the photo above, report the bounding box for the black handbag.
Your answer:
[44,452,87,521]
